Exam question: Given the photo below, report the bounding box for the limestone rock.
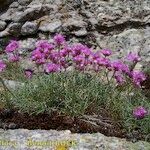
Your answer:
[21,21,38,35]
[74,28,88,37]
[39,20,62,33]
[7,23,22,36]
[63,17,87,31]
[13,5,53,22]
[0,129,149,150]
[0,30,9,38]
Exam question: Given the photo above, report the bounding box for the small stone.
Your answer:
[0,20,7,31]
[4,80,25,90]
[21,22,38,35]
[39,20,62,33]
[0,30,9,38]
[74,29,87,37]
[8,23,22,36]
[8,123,19,129]
[18,38,37,53]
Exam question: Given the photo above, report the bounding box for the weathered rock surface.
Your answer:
[0,129,149,150]
[0,0,150,68]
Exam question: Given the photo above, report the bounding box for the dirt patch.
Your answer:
[0,108,126,138]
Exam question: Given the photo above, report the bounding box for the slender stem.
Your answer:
[0,77,13,108]
[0,77,14,96]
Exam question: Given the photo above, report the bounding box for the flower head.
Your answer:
[31,49,44,61]
[24,69,34,79]
[44,63,60,73]
[114,72,125,85]
[8,54,20,62]
[36,40,54,51]
[54,34,65,45]
[111,60,123,71]
[73,55,85,64]
[5,40,19,53]
[0,60,6,72]
[101,49,112,56]
[132,71,146,87]
[96,57,110,67]
[71,43,84,57]
[133,106,148,119]
[126,52,141,62]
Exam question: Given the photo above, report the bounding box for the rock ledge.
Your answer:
[0,129,149,150]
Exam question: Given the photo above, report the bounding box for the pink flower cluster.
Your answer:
[133,106,148,119]
[0,34,149,120]
[29,34,146,87]
[5,40,20,63]
[0,34,146,87]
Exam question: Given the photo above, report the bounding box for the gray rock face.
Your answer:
[21,21,38,35]
[0,0,150,69]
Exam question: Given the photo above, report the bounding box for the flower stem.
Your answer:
[0,77,13,108]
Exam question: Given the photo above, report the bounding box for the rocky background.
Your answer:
[0,0,150,69]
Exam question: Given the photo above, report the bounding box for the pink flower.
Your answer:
[114,72,125,85]
[101,49,112,56]
[35,58,46,65]
[49,51,59,63]
[31,49,43,61]
[60,49,69,57]
[54,34,65,45]
[126,52,141,62]
[71,43,83,57]
[82,47,92,57]
[132,71,146,87]
[5,40,19,53]
[133,106,148,119]
[73,55,85,64]
[37,40,54,49]
[24,69,34,79]
[96,57,110,67]
[111,61,129,73]
[111,61,122,71]
[60,58,68,68]
[8,54,20,62]
[120,63,130,74]
[92,51,101,60]
[0,60,6,72]
[76,63,85,71]
[44,63,60,73]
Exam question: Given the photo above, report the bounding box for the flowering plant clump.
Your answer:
[28,34,146,87]
[0,34,150,137]
[5,40,20,63]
